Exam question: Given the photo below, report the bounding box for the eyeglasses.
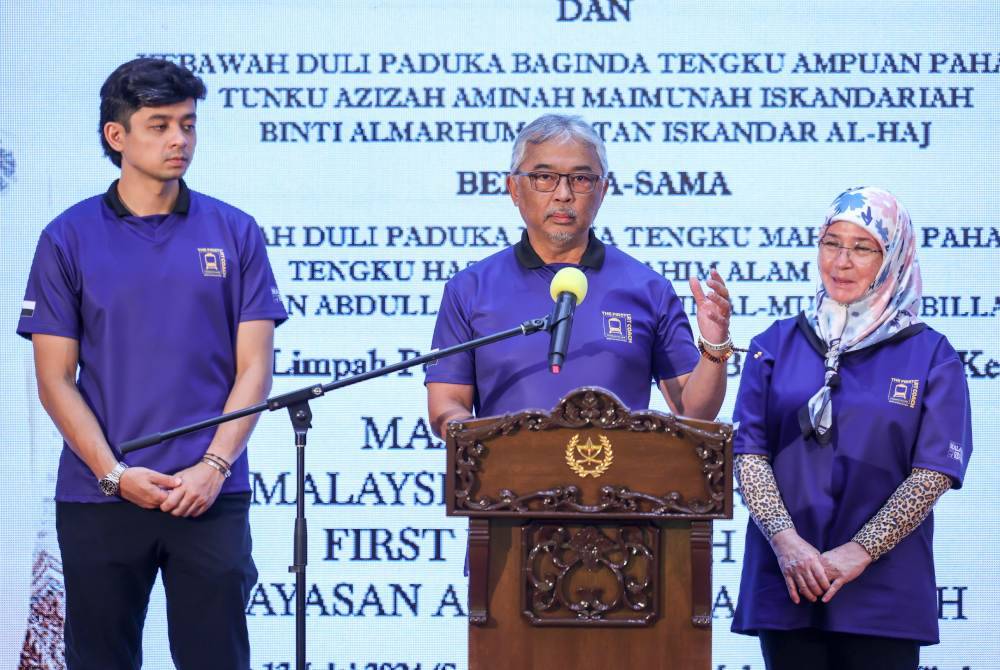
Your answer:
[819,238,883,263]
[512,171,604,194]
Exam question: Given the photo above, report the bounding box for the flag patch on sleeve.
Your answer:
[21,300,35,318]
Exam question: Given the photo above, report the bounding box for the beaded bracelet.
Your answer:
[696,335,748,364]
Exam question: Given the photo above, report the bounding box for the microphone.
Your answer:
[547,267,588,374]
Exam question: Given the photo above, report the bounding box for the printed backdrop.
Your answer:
[1,2,997,668]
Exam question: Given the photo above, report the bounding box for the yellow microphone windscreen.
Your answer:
[549,267,588,304]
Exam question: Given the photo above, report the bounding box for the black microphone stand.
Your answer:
[119,315,551,670]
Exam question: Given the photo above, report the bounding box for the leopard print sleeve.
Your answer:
[851,468,953,561]
[734,454,795,539]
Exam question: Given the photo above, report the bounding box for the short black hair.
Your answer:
[99,58,207,167]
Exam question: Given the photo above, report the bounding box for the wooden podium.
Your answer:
[445,387,733,670]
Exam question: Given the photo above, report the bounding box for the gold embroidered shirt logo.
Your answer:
[887,378,919,408]
[198,248,227,278]
[565,433,614,478]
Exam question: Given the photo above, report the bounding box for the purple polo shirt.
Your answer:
[425,230,699,415]
[731,315,972,645]
[17,180,288,503]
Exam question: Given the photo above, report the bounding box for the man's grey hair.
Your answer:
[509,114,608,175]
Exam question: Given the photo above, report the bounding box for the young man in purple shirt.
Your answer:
[426,113,734,435]
[17,58,287,669]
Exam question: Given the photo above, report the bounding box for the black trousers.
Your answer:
[759,628,920,670]
[56,494,257,670]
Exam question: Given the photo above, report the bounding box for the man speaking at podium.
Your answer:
[426,113,732,435]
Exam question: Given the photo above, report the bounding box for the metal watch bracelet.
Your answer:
[98,461,129,496]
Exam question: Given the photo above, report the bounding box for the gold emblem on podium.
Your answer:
[565,433,614,478]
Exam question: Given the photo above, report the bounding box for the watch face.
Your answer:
[99,477,118,496]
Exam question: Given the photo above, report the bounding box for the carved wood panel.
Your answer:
[522,523,659,626]
[448,387,732,519]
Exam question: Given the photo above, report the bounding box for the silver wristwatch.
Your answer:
[98,461,129,496]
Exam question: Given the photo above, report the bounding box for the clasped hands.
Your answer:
[770,528,873,604]
[118,461,226,518]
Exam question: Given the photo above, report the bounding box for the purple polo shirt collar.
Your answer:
[513,228,605,270]
[103,178,191,217]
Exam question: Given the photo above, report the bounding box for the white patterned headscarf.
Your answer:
[802,186,922,443]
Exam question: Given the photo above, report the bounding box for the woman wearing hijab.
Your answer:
[730,187,972,670]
